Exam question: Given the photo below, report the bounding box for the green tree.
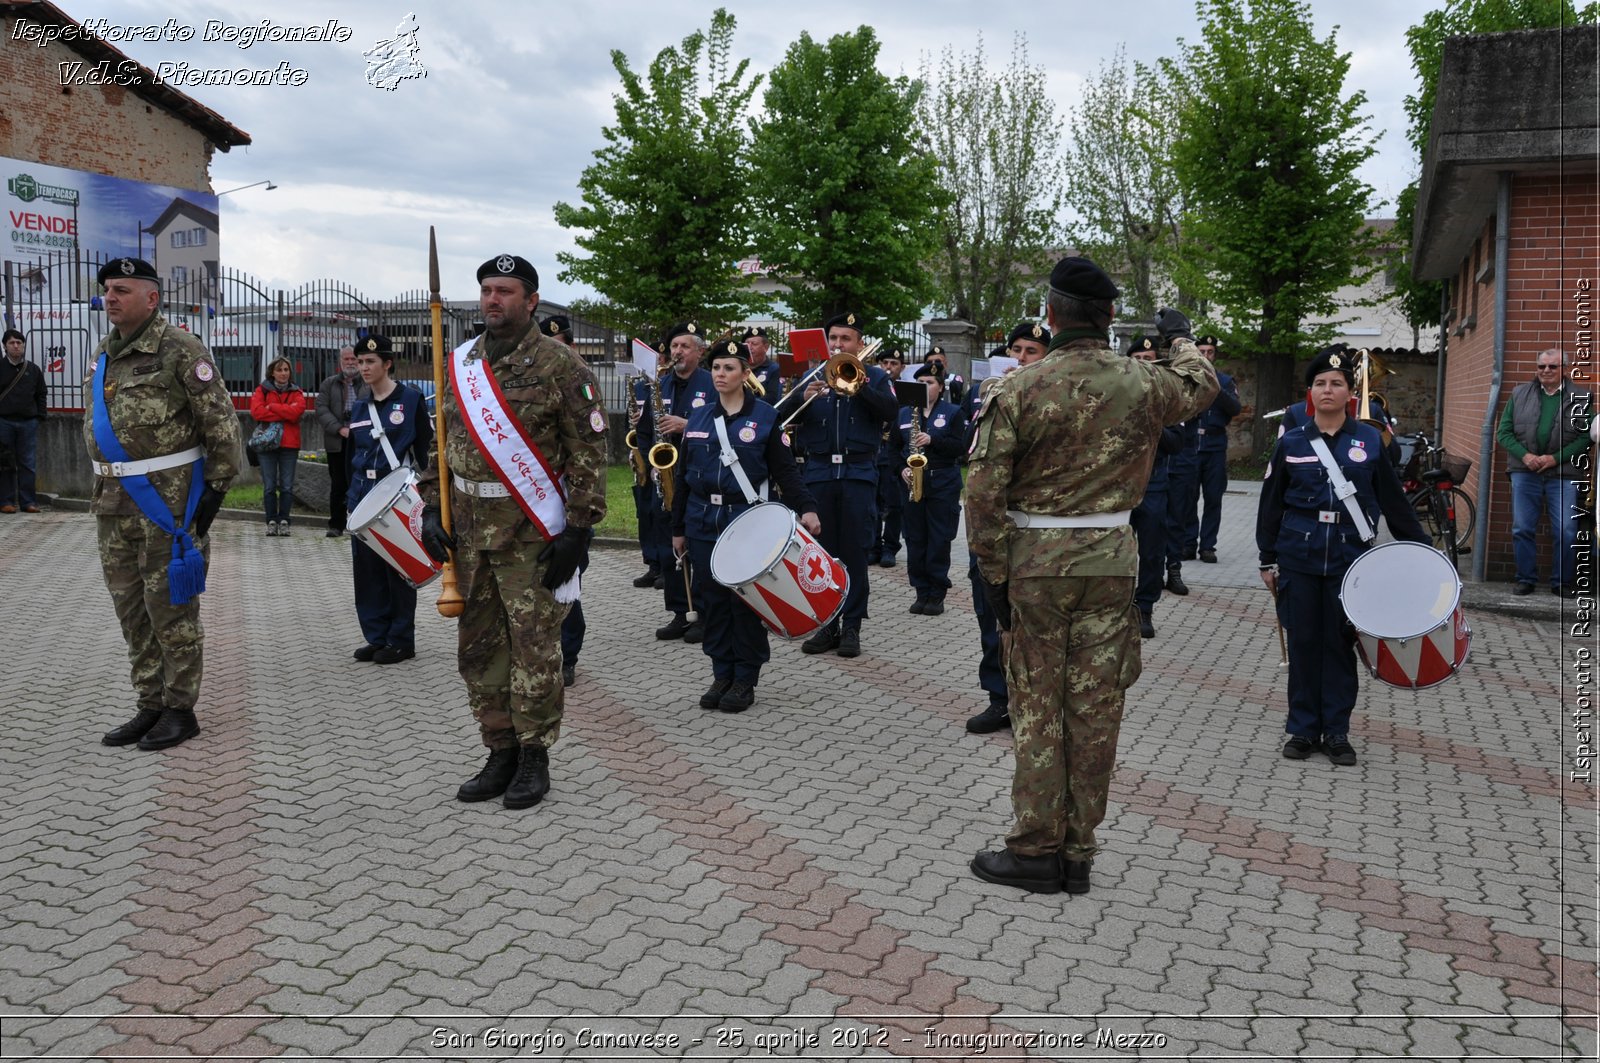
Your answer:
[1391,0,1598,334]
[916,34,1066,345]
[747,26,944,332]
[1163,0,1381,451]
[553,10,764,339]
[1062,46,1187,322]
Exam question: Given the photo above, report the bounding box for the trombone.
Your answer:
[777,339,883,431]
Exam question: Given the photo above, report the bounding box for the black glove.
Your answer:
[538,525,591,590]
[1156,307,1195,345]
[420,505,456,564]
[191,485,226,538]
[980,578,1012,632]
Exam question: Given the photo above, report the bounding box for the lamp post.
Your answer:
[217,180,278,196]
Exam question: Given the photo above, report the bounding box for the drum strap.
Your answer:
[1307,434,1376,543]
[712,415,768,505]
[366,401,406,474]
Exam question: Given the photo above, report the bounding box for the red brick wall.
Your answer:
[1442,172,1600,582]
[0,16,214,189]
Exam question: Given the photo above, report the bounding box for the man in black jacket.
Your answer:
[0,328,48,513]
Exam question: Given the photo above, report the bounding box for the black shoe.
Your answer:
[966,702,1011,734]
[909,597,927,615]
[562,664,576,688]
[1061,858,1091,895]
[719,681,755,713]
[373,645,415,664]
[503,745,550,809]
[1324,735,1357,766]
[922,598,945,616]
[1512,582,1535,596]
[656,614,690,640]
[1165,569,1189,596]
[632,568,660,588]
[1139,613,1155,639]
[801,626,839,654]
[352,643,381,662]
[878,555,896,568]
[137,708,200,751]
[682,620,705,644]
[102,707,163,746]
[653,575,666,589]
[836,627,861,658]
[700,678,732,709]
[1199,549,1217,564]
[1183,545,1197,561]
[1282,735,1316,760]
[970,849,1063,894]
[325,528,344,538]
[457,746,519,802]
[866,553,881,566]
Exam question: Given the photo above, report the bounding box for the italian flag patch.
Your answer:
[581,382,597,402]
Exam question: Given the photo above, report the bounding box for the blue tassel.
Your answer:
[168,534,207,606]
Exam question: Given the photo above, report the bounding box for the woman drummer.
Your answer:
[671,340,819,713]
[347,334,433,665]
[1256,345,1428,766]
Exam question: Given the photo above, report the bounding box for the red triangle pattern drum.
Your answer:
[347,468,443,589]
[710,502,849,640]
[1340,541,1471,689]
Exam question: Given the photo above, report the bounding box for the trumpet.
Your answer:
[907,403,927,502]
[778,339,883,431]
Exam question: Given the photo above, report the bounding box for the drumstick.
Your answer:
[679,549,697,623]
[1270,581,1288,669]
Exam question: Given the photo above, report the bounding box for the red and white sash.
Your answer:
[449,337,568,541]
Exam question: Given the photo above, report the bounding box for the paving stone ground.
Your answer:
[0,483,1595,1062]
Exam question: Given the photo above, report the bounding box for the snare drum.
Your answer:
[347,468,443,589]
[1340,541,1470,689]
[710,502,848,640]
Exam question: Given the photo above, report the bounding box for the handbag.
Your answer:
[247,421,284,454]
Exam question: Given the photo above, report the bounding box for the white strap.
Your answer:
[711,414,767,504]
[1307,434,1375,543]
[367,401,403,473]
[1008,508,1131,529]
[92,445,202,478]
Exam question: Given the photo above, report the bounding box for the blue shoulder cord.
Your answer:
[91,354,207,605]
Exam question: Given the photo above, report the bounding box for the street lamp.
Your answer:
[217,180,278,196]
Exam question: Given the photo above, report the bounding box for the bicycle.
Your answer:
[1393,432,1476,566]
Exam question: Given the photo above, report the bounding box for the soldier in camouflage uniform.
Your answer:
[965,257,1217,895]
[88,258,241,752]
[418,255,607,810]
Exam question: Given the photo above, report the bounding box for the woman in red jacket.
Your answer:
[250,357,306,535]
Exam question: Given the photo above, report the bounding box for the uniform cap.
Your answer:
[711,340,750,364]
[476,254,539,290]
[740,326,769,341]
[877,347,906,364]
[1047,255,1120,301]
[356,334,394,355]
[1196,334,1220,348]
[664,321,701,345]
[1128,334,1156,356]
[823,312,864,335]
[97,257,159,287]
[1007,321,1052,346]
[1305,344,1355,387]
[542,315,571,337]
[913,360,944,381]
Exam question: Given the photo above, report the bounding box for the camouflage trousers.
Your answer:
[1005,574,1142,860]
[97,513,209,713]
[456,537,569,750]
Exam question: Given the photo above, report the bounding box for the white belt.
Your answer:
[92,445,202,478]
[453,473,510,498]
[1008,508,1131,529]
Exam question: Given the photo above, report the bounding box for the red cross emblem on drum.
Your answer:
[798,543,831,593]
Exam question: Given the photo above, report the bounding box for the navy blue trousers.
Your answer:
[560,548,590,667]
[1165,455,1199,566]
[688,535,769,684]
[808,476,876,628]
[902,475,960,598]
[1186,447,1228,553]
[968,552,1007,704]
[1132,485,1168,615]
[634,481,664,569]
[873,464,902,559]
[1276,569,1359,741]
[352,539,417,650]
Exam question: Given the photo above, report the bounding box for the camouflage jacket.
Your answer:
[419,327,608,552]
[965,335,1218,582]
[82,313,242,517]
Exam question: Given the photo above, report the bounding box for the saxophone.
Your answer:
[907,403,927,502]
[647,366,678,512]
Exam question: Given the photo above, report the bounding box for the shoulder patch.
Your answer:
[590,409,606,434]
[193,361,214,383]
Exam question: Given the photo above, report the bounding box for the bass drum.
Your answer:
[1340,541,1470,689]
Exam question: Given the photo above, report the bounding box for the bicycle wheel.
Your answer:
[1410,489,1457,564]
[1440,486,1475,552]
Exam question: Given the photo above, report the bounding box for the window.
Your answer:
[190,227,206,247]
[171,230,188,248]
[171,266,188,286]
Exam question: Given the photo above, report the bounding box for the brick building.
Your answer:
[1412,26,1599,582]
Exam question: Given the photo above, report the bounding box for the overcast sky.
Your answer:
[45,0,1438,305]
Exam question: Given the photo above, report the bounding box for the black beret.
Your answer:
[542,315,571,337]
[1305,344,1355,387]
[476,254,539,290]
[1196,335,1220,348]
[1128,335,1157,356]
[912,360,944,381]
[1048,255,1120,301]
[97,257,159,287]
[355,334,394,355]
[823,312,865,335]
[877,347,906,363]
[741,326,770,341]
[989,344,1009,359]
[709,340,750,364]
[2,328,23,344]
[654,339,668,355]
[927,345,946,359]
[1007,321,1051,346]
[664,321,701,345]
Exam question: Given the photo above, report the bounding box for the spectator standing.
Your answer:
[0,328,47,513]
[250,357,306,536]
[316,344,360,536]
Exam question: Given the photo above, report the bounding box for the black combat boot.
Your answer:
[719,681,755,713]
[700,679,732,709]
[1062,857,1092,894]
[137,708,200,751]
[656,614,690,640]
[102,707,163,747]
[457,746,518,802]
[801,624,839,654]
[965,701,1010,734]
[836,627,861,658]
[1165,566,1189,596]
[682,620,705,644]
[632,567,660,588]
[970,849,1063,894]
[503,745,550,809]
[922,597,945,616]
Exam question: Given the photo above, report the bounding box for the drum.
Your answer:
[1340,541,1470,689]
[347,468,442,589]
[710,502,848,640]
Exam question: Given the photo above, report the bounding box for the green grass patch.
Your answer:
[599,464,643,541]
[224,483,264,509]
